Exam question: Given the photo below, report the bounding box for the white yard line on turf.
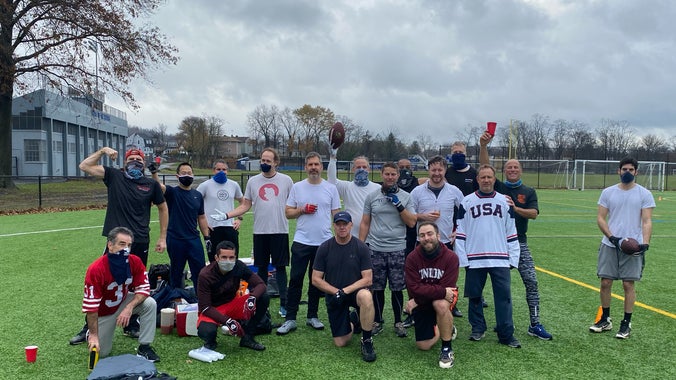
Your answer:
[0,221,156,237]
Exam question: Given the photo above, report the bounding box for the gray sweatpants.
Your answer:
[96,293,157,357]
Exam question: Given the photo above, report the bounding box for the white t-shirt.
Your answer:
[598,183,655,246]
[411,182,464,244]
[328,158,381,237]
[286,179,341,246]
[196,179,243,228]
[244,172,294,234]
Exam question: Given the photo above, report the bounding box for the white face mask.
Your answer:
[218,259,236,272]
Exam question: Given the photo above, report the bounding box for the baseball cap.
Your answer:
[125,148,145,160]
[333,211,352,223]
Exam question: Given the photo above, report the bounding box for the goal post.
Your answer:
[571,160,665,192]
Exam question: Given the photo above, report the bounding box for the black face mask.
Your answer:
[381,183,399,195]
[397,169,413,188]
[178,175,194,187]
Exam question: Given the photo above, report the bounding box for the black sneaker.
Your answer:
[361,338,377,362]
[402,314,415,328]
[615,320,631,339]
[451,306,463,318]
[240,335,266,351]
[589,317,612,333]
[468,331,485,341]
[69,325,88,345]
[123,329,140,339]
[499,336,522,348]
[350,310,362,334]
[137,344,160,362]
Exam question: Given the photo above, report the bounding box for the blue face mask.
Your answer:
[504,179,522,188]
[620,171,635,184]
[451,153,467,170]
[354,169,369,187]
[213,171,227,184]
[124,161,145,180]
[107,248,131,285]
[260,163,272,173]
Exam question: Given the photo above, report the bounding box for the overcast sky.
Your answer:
[108,0,676,144]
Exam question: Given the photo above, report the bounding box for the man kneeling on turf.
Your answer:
[196,241,270,352]
[404,222,459,369]
[82,227,160,362]
[312,211,377,362]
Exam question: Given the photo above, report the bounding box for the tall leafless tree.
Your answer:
[0,0,178,187]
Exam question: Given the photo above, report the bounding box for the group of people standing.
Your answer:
[71,129,654,369]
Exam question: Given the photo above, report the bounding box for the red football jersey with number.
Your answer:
[81,254,150,316]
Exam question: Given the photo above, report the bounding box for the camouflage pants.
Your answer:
[517,242,541,325]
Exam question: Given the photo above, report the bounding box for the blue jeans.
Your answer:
[465,267,515,341]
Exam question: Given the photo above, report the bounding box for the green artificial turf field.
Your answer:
[1,189,674,379]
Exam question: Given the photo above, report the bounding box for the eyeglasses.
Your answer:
[214,168,228,171]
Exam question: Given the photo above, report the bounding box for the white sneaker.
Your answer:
[276,320,297,335]
[306,317,325,330]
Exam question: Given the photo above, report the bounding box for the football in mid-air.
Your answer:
[620,237,641,255]
[329,122,345,149]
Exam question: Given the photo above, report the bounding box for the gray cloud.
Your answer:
[109,0,676,143]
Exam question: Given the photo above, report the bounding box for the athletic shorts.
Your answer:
[253,234,290,267]
[597,243,644,281]
[326,292,360,338]
[370,248,406,291]
[412,307,437,341]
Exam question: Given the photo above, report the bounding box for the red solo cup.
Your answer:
[486,122,497,136]
[25,345,38,363]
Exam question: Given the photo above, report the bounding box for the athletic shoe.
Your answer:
[499,336,522,348]
[372,322,384,336]
[276,320,297,335]
[239,335,266,351]
[360,338,377,362]
[589,317,612,333]
[482,298,489,308]
[468,331,485,341]
[69,325,88,345]
[452,306,463,318]
[528,323,553,340]
[137,344,160,362]
[615,321,631,339]
[438,347,455,369]
[279,306,287,318]
[394,322,407,338]
[350,310,362,334]
[306,317,325,330]
[451,325,458,341]
[123,329,140,339]
[402,314,415,328]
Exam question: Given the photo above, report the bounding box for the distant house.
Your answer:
[216,135,253,158]
[126,133,154,160]
[11,89,128,177]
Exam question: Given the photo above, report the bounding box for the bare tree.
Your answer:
[0,0,178,188]
[595,119,635,160]
[247,104,280,149]
[279,107,301,157]
[636,133,669,161]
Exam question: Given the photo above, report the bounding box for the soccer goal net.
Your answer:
[570,160,665,191]
[491,159,570,189]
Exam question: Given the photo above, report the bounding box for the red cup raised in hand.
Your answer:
[25,345,38,363]
[486,122,497,136]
